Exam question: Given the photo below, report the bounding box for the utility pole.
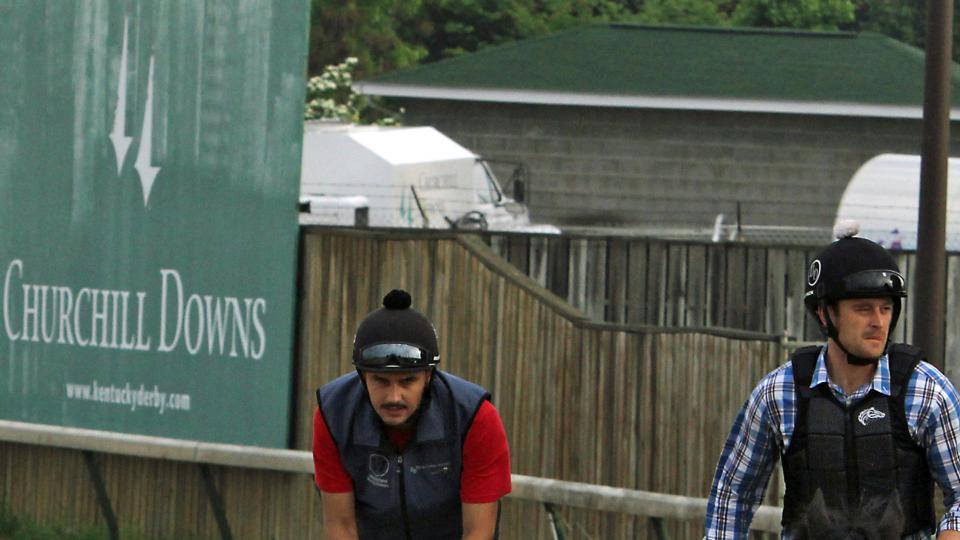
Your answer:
[913,0,954,370]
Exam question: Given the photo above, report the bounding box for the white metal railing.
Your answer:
[0,419,782,534]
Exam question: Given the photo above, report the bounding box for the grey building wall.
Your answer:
[397,99,960,230]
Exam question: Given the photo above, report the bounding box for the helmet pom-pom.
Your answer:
[833,219,860,240]
[382,289,412,310]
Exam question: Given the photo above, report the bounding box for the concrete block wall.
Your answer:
[396,99,960,229]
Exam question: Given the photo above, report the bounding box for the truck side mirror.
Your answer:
[354,207,369,227]
[513,179,525,203]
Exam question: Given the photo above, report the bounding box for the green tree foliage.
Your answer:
[305,57,403,124]
[308,0,426,78]
[398,0,632,63]
[847,0,923,45]
[635,0,730,26]
[731,0,855,30]
[307,0,960,80]
[305,57,363,122]
[846,0,960,63]
[308,0,635,76]
[400,0,541,62]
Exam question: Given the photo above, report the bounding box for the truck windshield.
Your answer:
[473,160,503,205]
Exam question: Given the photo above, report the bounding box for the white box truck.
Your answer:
[834,153,960,250]
[298,121,557,233]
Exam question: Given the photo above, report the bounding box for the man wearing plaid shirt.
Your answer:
[705,226,960,539]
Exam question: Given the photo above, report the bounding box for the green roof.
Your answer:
[359,23,960,117]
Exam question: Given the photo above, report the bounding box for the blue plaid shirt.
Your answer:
[704,345,960,539]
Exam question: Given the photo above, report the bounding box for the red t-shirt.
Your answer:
[312,400,512,503]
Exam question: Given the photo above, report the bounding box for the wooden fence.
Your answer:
[483,233,817,336]
[294,227,785,539]
[0,227,786,539]
[0,420,783,538]
[0,440,324,539]
[484,231,960,382]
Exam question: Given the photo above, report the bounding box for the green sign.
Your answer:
[0,1,308,447]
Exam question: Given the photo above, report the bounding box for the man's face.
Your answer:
[823,297,894,359]
[362,369,431,427]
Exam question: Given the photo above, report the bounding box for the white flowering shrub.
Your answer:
[304,57,403,125]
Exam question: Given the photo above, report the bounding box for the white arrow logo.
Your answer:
[134,56,160,207]
[109,17,162,208]
[108,17,132,174]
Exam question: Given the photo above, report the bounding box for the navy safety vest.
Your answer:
[781,344,935,536]
[317,370,490,540]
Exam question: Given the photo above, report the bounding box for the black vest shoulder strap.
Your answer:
[790,345,822,397]
[787,345,821,461]
[886,343,923,397]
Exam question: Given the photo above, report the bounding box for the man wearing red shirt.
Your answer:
[313,289,511,540]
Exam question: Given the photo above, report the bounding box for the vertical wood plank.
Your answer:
[708,244,727,328]
[725,245,747,329]
[529,236,549,288]
[744,247,767,332]
[646,242,667,326]
[627,240,649,325]
[665,244,687,326]
[785,249,811,341]
[607,239,628,323]
[765,249,786,336]
[569,238,587,312]
[686,245,708,327]
[547,235,570,301]
[585,239,608,321]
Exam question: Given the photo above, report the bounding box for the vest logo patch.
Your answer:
[410,462,451,475]
[366,453,390,488]
[857,406,886,426]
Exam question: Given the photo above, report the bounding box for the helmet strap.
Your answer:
[822,305,886,366]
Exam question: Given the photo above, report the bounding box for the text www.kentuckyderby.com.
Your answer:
[65,381,191,414]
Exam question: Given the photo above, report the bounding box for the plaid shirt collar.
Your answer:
[811,345,891,402]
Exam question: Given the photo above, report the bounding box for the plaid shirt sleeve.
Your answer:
[704,365,788,539]
[908,362,960,534]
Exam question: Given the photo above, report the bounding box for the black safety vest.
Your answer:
[781,344,935,537]
[317,370,490,540]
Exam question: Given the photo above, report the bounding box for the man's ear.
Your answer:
[817,303,836,327]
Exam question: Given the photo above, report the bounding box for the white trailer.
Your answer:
[834,153,960,250]
[299,122,556,233]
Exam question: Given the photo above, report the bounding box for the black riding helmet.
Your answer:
[804,223,906,365]
[352,289,440,372]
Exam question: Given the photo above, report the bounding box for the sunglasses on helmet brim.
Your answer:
[357,343,438,370]
[841,270,906,297]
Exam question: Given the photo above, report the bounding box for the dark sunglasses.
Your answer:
[358,343,438,369]
[842,270,906,297]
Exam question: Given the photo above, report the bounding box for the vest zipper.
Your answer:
[398,455,412,540]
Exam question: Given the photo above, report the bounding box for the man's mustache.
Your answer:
[381,402,407,410]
